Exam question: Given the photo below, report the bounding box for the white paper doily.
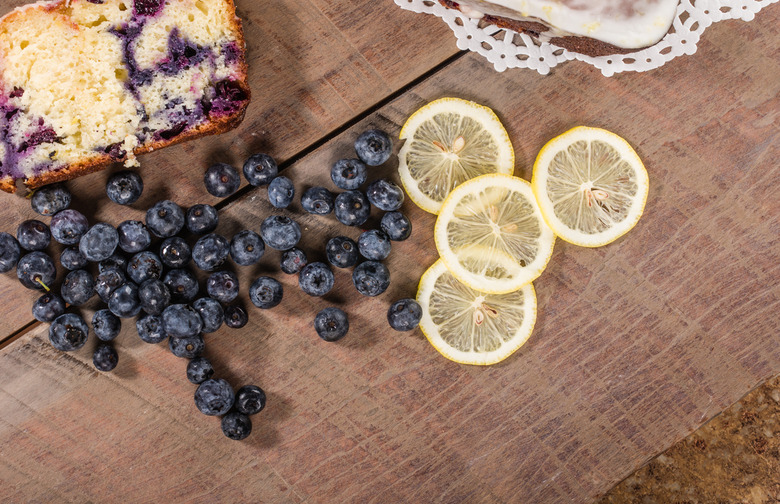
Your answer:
[395,0,778,76]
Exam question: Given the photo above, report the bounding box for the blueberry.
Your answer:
[224,305,248,328]
[159,236,191,269]
[146,200,185,238]
[298,262,334,297]
[221,412,252,440]
[334,190,371,227]
[0,232,21,273]
[230,230,264,266]
[32,293,65,322]
[314,307,349,342]
[16,251,56,290]
[352,261,390,297]
[17,219,51,251]
[249,277,283,309]
[61,269,94,306]
[49,313,89,352]
[92,309,121,341]
[49,209,88,246]
[93,344,118,372]
[192,297,224,333]
[169,334,205,359]
[187,356,214,384]
[31,183,71,215]
[59,247,87,271]
[185,204,219,235]
[235,385,266,415]
[325,236,359,268]
[79,223,119,262]
[134,0,165,17]
[280,247,307,274]
[126,251,162,284]
[260,216,301,251]
[192,233,230,271]
[301,186,335,215]
[162,304,203,338]
[138,278,171,316]
[194,378,235,416]
[206,270,240,303]
[358,230,391,261]
[163,268,199,303]
[204,163,240,197]
[267,176,294,209]
[366,179,404,211]
[330,159,367,190]
[243,153,278,186]
[106,171,143,205]
[95,268,127,303]
[387,298,422,331]
[117,220,151,253]
[380,211,412,241]
[99,253,127,273]
[108,283,142,318]
[136,314,167,344]
[355,129,392,166]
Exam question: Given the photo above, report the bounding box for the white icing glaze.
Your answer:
[452,0,679,48]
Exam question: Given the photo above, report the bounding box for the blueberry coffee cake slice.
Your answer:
[0,0,250,193]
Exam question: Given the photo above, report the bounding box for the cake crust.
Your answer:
[0,0,251,194]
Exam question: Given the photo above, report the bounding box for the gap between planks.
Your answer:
[0,50,467,352]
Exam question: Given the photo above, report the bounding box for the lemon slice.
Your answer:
[417,259,537,365]
[531,126,649,247]
[434,173,556,294]
[398,97,515,214]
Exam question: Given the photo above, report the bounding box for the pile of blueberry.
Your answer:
[0,128,423,440]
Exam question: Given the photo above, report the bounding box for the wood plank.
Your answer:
[1,4,778,504]
[0,0,459,336]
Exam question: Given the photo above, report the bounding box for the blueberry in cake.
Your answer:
[0,0,250,193]
[438,0,680,56]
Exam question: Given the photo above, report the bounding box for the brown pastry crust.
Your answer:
[0,0,251,194]
[439,0,647,57]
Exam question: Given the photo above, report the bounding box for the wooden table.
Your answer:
[0,1,777,502]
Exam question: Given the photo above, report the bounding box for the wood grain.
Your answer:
[0,1,778,503]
